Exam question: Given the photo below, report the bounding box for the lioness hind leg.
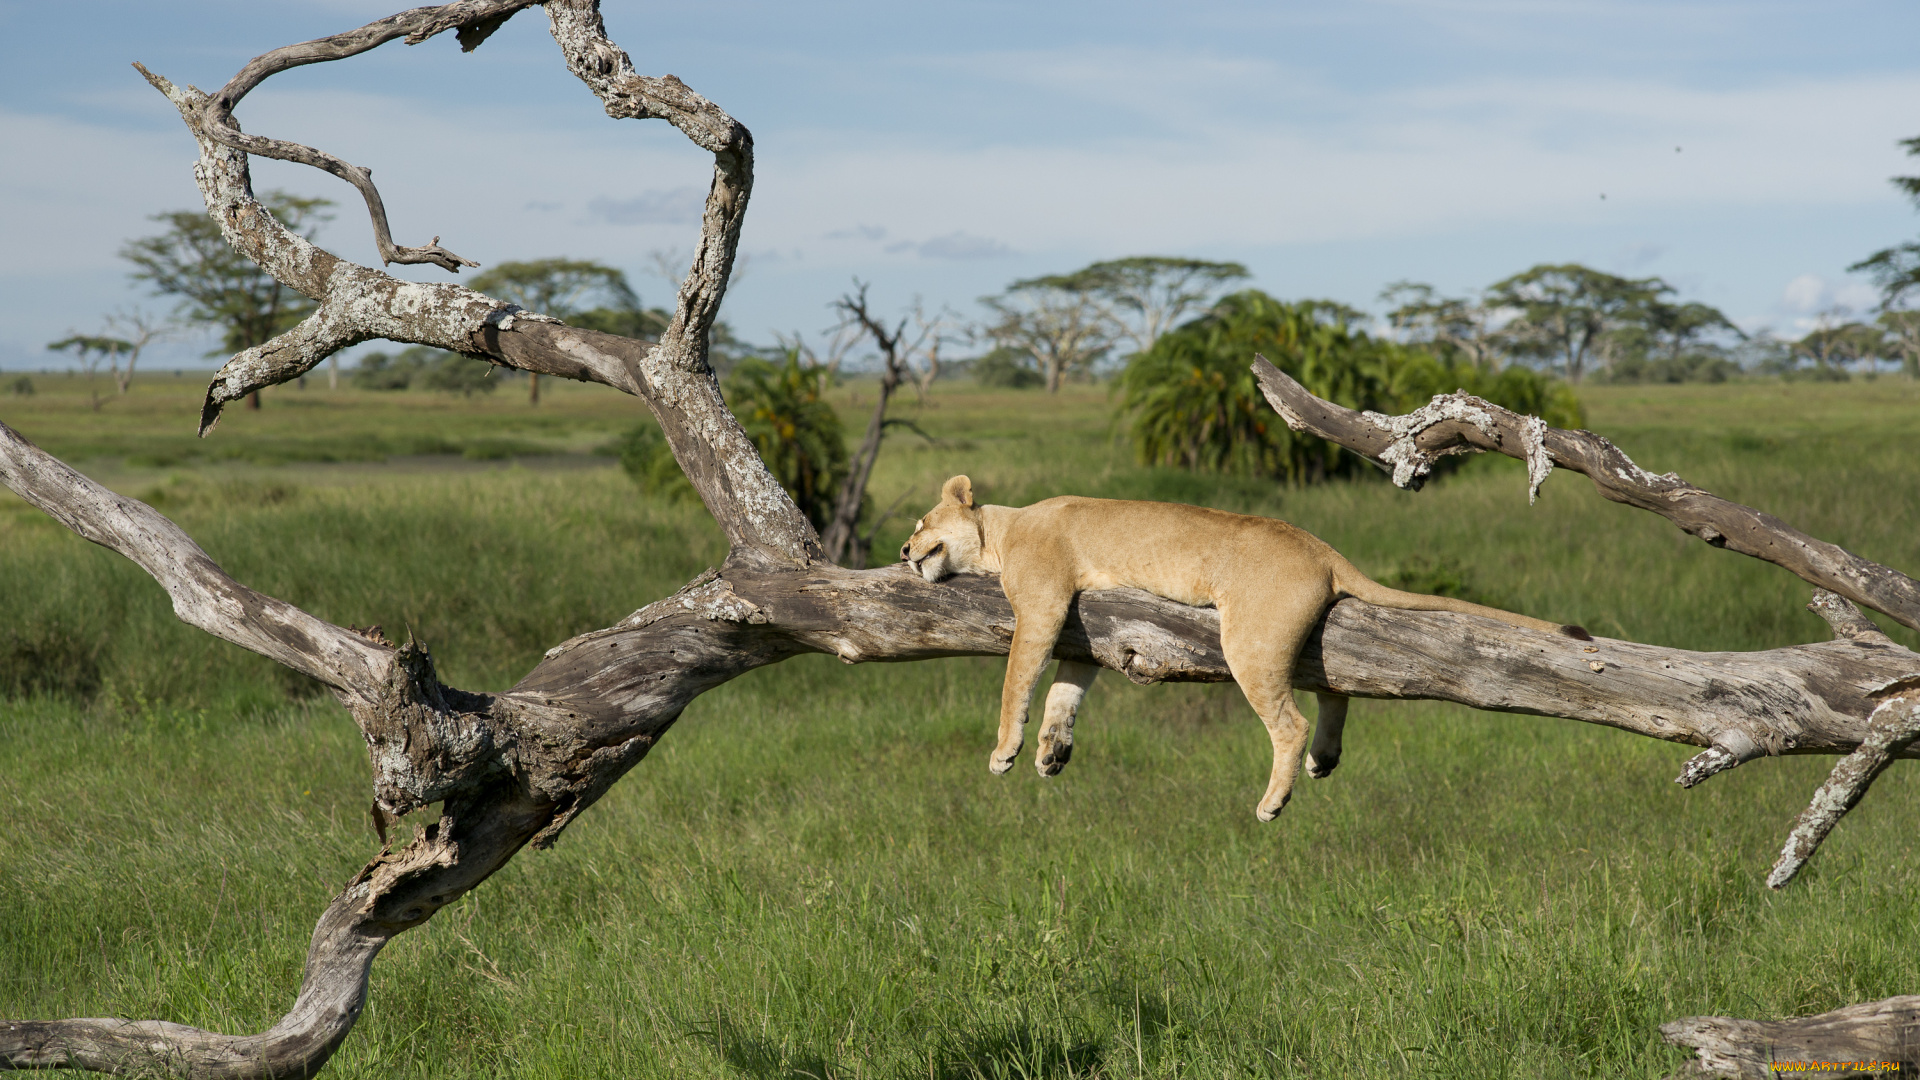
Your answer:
[1219,602,1322,821]
[1035,660,1099,777]
[1306,693,1349,779]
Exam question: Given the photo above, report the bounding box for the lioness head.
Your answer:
[901,475,983,582]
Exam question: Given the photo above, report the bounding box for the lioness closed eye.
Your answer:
[902,474,1590,821]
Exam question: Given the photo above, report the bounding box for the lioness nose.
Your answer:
[900,543,911,561]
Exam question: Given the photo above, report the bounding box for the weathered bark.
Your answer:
[1662,998,1920,1078]
[1251,356,1920,1077]
[2,4,1916,1075]
[0,424,391,704]
[1252,355,1920,631]
[194,0,543,272]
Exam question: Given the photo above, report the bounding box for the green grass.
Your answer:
[4,373,1920,1078]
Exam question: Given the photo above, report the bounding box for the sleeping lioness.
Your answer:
[901,475,1589,820]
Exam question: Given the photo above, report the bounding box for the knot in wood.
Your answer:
[678,577,769,624]
[358,642,505,816]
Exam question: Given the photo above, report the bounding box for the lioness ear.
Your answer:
[941,474,974,509]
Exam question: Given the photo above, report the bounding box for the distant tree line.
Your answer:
[52,126,1920,521]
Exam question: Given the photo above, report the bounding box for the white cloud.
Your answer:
[878,232,1014,260]
[743,61,1920,258]
[1780,273,1828,313]
[5,29,1916,359]
[587,187,707,226]
[824,224,889,242]
[1777,273,1881,318]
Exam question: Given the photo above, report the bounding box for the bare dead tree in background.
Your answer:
[1,5,1917,1076]
[817,281,939,568]
[904,300,956,404]
[105,311,168,395]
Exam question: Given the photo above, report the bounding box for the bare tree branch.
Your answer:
[135,8,815,565]
[1252,355,1920,632]
[1767,684,1920,888]
[0,787,548,1078]
[195,0,546,271]
[1663,997,1920,1078]
[0,421,391,706]
[1249,356,1920,1074]
[1808,588,1894,644]
[1252,354,1920,817]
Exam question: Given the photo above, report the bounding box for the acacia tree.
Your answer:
[45,312,167,401]
[1795,311,1888,377]
[1487,263,1667,382]
[45,335,126,412]
[1030,255,1249,355]
[4,5,1920,1075]
[980,277,1112,392]
[1880,309,1920,378]
[122,191,333,410]
[1851,134,1920,309]
[1380,281,1505,369]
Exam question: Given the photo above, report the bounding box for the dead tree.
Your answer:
[817,282,937,568]
[0,5,1916,1075]
[1251,358,1920,1076]
[905,301,953,404]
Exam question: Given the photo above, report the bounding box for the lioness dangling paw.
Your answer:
[902,475,1589,820]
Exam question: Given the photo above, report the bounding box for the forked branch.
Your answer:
[1253,356,1920,632]
[138,2,813,565]
[1248,359,1920,1072]
[1253,356,1920,858]
[192,0,550,271]
[0,423,391,705]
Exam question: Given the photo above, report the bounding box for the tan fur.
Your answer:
[902,475,1587,820]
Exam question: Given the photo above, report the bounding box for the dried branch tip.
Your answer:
[1674,729,1762,789]
[1767,689,1920,889]
[1808,589,1892,643]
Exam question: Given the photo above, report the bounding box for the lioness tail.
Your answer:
[1333,564,1590,640]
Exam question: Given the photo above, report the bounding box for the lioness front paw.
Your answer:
[1255,790,1291,822]
[988,750,1018,775]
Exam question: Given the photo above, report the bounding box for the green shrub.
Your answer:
[1373,554,1516,611]
[0,622,106,700]
[722,354,849,530]
[1606,351,1740,384]
[615,353,852,528]
[1118,289,1583,484]
[350,349,414,390]
[973,346,1045,388]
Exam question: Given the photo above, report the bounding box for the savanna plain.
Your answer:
[3,371,1917,1079]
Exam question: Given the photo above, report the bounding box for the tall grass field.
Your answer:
[3,371,1919,1078]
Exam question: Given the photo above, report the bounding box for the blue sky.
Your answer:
[2,0,1917,370]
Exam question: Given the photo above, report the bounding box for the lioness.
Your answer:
[902,475,1589,820]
